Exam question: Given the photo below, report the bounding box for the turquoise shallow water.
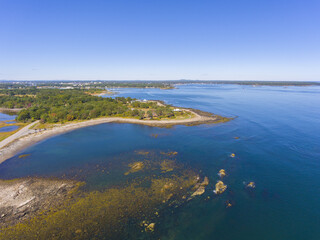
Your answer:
[0,84,319,239]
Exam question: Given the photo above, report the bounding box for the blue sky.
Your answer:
[0,0,319,81]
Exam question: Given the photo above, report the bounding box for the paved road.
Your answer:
[0,121,39,149]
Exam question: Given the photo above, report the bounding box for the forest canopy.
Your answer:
[0,89,178,123]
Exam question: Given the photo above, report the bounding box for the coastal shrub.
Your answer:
[16,110,30,122]
[0,89,190,123]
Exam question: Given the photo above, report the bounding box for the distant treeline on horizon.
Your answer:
[0,80,319,90]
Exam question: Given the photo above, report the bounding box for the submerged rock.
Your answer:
[161,182,174,192]
[168,151,178,156]
[160,160,175,172]
[246,182,256,188]
[142,222,155,232]
[124,162,144,175]
[18,154,31,159]
[146,223,155,232]
[160,151,178,156]
[225,200,232,208]
[190,177,209,197]
[214,181,227,194]
[202,176,209,186]
[135,150,149,155]
[218,169,226,178]
[0,151,200,239]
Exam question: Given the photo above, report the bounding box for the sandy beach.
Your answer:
[0,109,225,164]
[0,108,23,113]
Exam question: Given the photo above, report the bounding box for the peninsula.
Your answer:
[0,88,229,164]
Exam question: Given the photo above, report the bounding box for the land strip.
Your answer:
[0,109,228,164]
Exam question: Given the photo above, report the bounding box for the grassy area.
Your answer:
[30,122,79,131]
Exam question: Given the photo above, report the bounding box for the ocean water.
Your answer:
[0,84,319,239]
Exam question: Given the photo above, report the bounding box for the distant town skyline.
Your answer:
[1,0,319,81]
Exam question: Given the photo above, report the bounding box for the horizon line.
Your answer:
[1,79,319,82]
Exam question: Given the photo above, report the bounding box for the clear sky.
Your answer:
[0,0,319,81]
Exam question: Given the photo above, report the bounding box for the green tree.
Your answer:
[139,111,145,120]
[147,110,153,119]
[17,110,30,122]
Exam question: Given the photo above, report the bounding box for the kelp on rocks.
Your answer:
[246,182,256,188]
[218,169,226,178]
[135,150,150,155]
[18,154,31,159]
[160,151,178,156]
[190,176,209,198]
[160,160,176,172]
[124,161,144,175]
[0,151,201,240]
[214,181,227,195]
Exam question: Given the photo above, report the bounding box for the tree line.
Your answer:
[0,89,176,123]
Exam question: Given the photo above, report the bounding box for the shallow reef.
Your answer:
[135,150,150,155]
[0,150,205,240]
[18,154,31,159]
[190,176,209,198]
[124,161,144,175]
[160,151,178,156]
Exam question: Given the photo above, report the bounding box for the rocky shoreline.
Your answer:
[0,178,79,228]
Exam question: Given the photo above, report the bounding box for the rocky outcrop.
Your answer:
[214,181,227,194]
[190,176,209,198]
[0,178,79,227]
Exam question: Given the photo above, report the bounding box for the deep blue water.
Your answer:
[0,84,319,239]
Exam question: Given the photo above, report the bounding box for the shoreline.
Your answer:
[0,108,22,114]
[0,109,229,164]
[90,90,115,96]
[0,177,80,228]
